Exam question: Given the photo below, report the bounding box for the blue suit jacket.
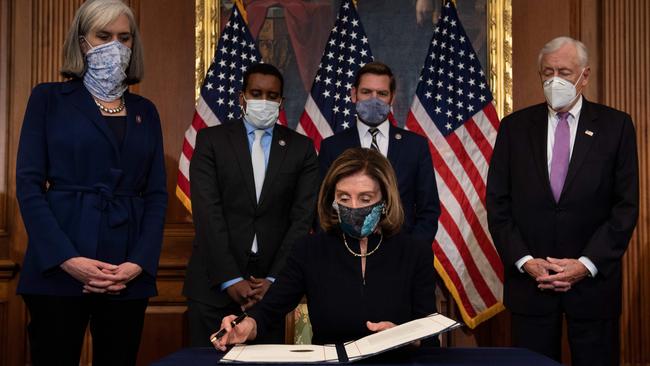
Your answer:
[16,80,167,299]
[319,124,440,244]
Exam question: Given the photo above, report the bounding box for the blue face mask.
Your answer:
[83,39,132,102]
[333,200,385,239]
[355,97,390,127]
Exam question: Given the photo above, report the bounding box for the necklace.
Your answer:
[94,97,125,114]
[342,233,383,257]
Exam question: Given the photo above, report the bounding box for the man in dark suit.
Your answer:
[184,63,319,346]
[486,37,638,366]
[319,62,440,244]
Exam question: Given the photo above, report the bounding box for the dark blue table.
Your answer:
[151,347,563,365]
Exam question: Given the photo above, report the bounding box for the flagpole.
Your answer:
[234,0,248,22]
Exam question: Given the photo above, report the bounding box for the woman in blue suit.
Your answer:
[15,0,167,364]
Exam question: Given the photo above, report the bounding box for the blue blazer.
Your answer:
[319,124,440,244]
[16,80,167,299]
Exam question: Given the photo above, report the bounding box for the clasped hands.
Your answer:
[226,276,273,310]
[60,257,142,294]
[523,257,589,292]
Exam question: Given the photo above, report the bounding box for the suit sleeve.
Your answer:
[190,129,242,286]
[411,239,438,318]
[16,84,80,272]
[318,138,335,180]
[411,137,440,244]
[581,114,639,278]
[127,102,168,277]
[486,117,531,268]
[268,139,319,277]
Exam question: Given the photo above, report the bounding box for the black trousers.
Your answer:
[22,294,148,366]
[511,312,620,366]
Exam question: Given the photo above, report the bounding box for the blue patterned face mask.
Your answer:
[333,200,385,239]
[355,97,390,126]
[83,39,131,101]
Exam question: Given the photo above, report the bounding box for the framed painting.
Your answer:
[195,0,512,126]
[193,0,512,342]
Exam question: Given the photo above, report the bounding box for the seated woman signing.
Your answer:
[212,147,438,349]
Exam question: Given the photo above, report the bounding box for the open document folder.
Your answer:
[220,313,461,363]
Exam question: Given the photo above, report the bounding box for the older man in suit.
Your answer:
[184,63,319,346]
[486,36,638,366]
[318,62,440,244]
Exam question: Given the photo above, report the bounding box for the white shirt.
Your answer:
[356,118,390,157]
[516,96,597,277]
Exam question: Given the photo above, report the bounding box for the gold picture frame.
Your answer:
[487,0,513,117]
[194,0,512,118]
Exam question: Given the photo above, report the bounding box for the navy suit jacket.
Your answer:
[319,124,440,244]
[487,100,638,318]
[16,80,168,299]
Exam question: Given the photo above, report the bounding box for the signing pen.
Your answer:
[210,312,248,343]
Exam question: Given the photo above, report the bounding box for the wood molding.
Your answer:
[0,259,18,280]
[136,305,188,365]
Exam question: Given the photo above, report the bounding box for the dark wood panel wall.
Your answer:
[602,1,650,364]
[0,0,647,365]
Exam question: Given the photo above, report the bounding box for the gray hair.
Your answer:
[537,36,589,69]
[61,0,144,84]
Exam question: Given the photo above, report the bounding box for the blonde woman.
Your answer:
[213,148,438,349]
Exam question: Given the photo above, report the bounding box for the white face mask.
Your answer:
[242,97,280,129]
[542,68,585,110]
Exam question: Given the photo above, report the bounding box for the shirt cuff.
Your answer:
[266,277,276,283]
[221,277,244,291]
[515,255,534,273]
[578,256,598,277]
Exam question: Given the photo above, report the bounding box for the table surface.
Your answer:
[151,346,563,366]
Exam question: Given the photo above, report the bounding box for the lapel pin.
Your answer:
[395,133,402,140]
[136,115,142,124]
[585,130,594,136]
[279,139,286,146]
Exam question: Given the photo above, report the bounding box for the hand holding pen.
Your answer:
[210,312,258,351]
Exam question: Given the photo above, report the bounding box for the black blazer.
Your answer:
[319,125,441,244]
[486,100,638,318]
[249,231,438,345]
[183,121,319,306]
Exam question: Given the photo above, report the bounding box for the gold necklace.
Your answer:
[94,97,125,114]
[342,233,383,257]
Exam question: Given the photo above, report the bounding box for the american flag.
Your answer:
[176,3,262,212]
[405,1,504,328]
[296,0,374,151]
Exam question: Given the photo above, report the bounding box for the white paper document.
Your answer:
[220,313,461,363]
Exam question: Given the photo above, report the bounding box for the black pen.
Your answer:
[210,312,248,343]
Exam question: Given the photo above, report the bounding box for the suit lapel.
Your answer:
[561,101,598,198]
[386,124,403,167]
[65,81,121,158]
[528,105,555,203]
[228,121,257,207]
[120,92,140,159]
[258,125,289,207]
[343,126,362,149]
